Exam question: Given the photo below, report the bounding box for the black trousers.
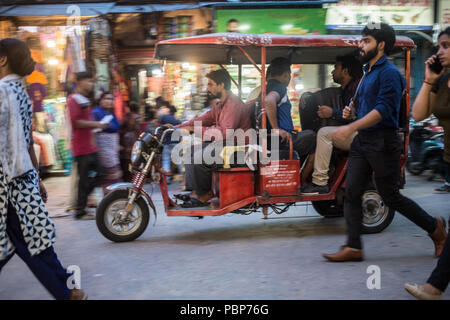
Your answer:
[74,153,104,213]
[345,128,437,250]
[428,216,450,292]
[184,142,211,192]
[192,141,229,196]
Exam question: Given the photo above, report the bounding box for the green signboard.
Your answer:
[216,9,327,35]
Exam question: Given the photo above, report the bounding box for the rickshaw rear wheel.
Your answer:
[312,189,395,234]
[361,190,395,234]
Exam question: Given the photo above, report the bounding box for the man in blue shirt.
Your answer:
[323,23,447,262]
[264,57,316,185]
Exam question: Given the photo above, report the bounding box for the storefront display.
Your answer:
[325,0,434,31]
[216,8,327,34]
[439,0,450,28]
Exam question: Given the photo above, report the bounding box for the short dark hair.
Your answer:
[97,91,113,105]
[161,100,171,108]
[336,53,363,79]
[438,26,450,39]
[362,22,396,55]
[128,101,138,113]
[267,57,291,77]
[0,38,35,77]
[206,69,232,91]
[227,19,239,24]
[75,71,93,82]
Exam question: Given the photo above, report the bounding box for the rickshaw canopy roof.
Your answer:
[154,33,416,65]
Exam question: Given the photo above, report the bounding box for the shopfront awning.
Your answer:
[0,1,340,17]
[0,3,116,17]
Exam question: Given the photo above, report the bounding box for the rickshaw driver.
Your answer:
[323,23,447,262]
[168,69,252,207]
[264,57,317,186]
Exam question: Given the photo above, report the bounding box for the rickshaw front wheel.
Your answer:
[96,189,150,242]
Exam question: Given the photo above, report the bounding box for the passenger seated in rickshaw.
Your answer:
[173,69,252,207]
[300,53,363,194]
[264,57,317,185]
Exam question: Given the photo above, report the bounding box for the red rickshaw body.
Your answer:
[153,33,416,218]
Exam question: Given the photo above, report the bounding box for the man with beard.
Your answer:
[322,23,447,262]
[172,69,252,207]
[301,53,363,194]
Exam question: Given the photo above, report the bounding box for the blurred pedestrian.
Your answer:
[120,101,141,182]
[0,38,87,299]
[92,91,123,192]
[404,26,450,300]
[160,102,183,183]
[67,72,108,220]
[413,28,450,194]
[323,23,447,262]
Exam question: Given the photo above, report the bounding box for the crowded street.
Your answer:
[0,171,448,300]
[1,0,450,303]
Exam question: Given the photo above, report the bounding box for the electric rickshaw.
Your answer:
[95,33,416,242]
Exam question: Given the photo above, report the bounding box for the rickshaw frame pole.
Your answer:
[261,46,267,159]
[238,64,242,99]
[219,64,240,91]
[237,46,262,74]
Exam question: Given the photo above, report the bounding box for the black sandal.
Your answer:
[174,193,191,202]
[181,198,209,208]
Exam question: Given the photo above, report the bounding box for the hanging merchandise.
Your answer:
[86,17,113,96]
[65,26,87,74]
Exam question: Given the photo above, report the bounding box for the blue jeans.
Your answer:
[162,144,183,174]
[0,202,71,300]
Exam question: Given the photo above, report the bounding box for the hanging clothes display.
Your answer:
[86,17,113,96]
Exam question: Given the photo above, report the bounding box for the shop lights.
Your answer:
[48,58,59,66]
[295,83,304,91]
[239,24,250,32]
[152,69,163,77]
[281,25,293,31]
[46,40,56,48]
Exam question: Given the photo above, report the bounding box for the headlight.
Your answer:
[131,141,143,166]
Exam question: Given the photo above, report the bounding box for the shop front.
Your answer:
[0,4,120,177]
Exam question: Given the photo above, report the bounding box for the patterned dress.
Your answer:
[0,74,56,261]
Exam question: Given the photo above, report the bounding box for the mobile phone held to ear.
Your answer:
[429,57,443,74]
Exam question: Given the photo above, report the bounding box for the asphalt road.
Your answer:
[0,171,449,300]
